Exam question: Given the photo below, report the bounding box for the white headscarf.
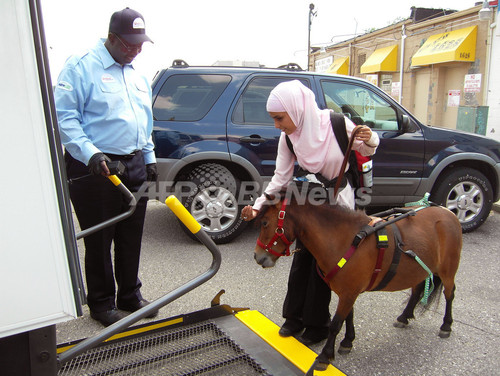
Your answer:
[266,80,334,173]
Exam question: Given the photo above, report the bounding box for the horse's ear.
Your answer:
[265,192,281,206]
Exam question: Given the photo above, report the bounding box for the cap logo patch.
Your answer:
[132,17,145,29]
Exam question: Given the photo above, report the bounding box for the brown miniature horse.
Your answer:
[254,192,462,373]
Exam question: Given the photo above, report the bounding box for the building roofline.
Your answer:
[314,5,483,55]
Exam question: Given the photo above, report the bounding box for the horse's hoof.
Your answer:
[393,320,408,328]
[313,361,329,371]
[439,330,451,338]
[338,345,352,355]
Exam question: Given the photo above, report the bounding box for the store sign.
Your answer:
[315,56,333,73]
[464,74,481,93]
[448,90,461,107]
[391,82,401,99]
[365,74,378,86]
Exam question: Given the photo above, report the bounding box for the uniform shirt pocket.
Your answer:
[134,80,151,106]
[98,80,124,111]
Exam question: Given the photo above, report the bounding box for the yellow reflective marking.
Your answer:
[378,235,388,242]
[57,317,183,354]
[337,258,347,268]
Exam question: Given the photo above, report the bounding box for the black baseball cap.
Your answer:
[109,7,152,44]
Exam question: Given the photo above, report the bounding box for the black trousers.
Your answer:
[282,240,332,328]
[66,151,148,313]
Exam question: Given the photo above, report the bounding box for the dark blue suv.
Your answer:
[151,60,500,243]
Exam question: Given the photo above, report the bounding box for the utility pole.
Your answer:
[307,3,316,71]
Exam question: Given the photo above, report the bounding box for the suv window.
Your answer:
[153,74,231,121]
[232,77,310,125]
[320,80,398,130]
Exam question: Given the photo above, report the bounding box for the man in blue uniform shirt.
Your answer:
[54,8,158,326]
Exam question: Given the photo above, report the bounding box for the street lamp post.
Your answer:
[308,3,316,71]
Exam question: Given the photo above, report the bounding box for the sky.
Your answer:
[40,0,481,82]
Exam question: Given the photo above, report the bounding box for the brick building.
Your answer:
[310,2,499,141]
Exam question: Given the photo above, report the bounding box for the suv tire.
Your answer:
[431,168,493,233]
[180,163,247,244]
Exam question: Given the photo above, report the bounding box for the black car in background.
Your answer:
[151,60,500,243]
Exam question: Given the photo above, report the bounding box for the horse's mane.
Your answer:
[256,189,368,226]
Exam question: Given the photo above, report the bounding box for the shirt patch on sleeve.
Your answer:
[57,81,73,91]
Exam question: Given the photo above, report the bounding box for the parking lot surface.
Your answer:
[57,201,500,375]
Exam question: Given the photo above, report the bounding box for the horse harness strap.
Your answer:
[368,224,404,291]
[317,209,418,285]
[365,227,389,291]
[317,244,357,284]
[317,224,375,284]
[400,248,435,304]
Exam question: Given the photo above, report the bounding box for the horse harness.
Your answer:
[315,220,406,291]
[316,206,434,292]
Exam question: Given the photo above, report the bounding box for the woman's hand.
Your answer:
[355,125,373,144]
[241,205,258,221]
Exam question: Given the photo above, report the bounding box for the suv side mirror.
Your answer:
[401,115,415,133]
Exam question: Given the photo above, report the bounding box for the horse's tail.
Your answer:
[417,274,443,314]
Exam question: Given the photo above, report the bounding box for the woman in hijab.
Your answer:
[241,80,379,345]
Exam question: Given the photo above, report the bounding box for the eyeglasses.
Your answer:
[113,33,142,53]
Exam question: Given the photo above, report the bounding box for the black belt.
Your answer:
[105,150,141,160]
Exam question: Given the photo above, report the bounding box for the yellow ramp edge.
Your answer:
[236,310,345,376]
[57,317,183,354]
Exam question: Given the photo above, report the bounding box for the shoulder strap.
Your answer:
[285,135,294,155]
[331,112,361,190]
[330,112,348,155]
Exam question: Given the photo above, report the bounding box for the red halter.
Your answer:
[256,198,294,257]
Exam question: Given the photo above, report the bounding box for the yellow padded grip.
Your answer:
[108,175,121,186]
[165,195,201,234]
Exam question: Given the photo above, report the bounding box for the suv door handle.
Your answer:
[240,136,266,144]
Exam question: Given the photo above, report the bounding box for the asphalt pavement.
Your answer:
[57,201,500,376]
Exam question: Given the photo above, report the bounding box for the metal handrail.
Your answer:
[58,195,222,366]
[75,175,137,240]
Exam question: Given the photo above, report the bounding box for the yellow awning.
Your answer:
[411,26,477,67]
[326,57,349,75]
[360,45,398,74]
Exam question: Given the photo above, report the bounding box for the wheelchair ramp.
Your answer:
[58,322,268,375]
[57,306,344,376]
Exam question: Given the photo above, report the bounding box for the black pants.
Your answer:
[66,151,148,313]
[282,240,332,328]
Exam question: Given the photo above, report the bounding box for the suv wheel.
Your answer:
[432,168,493,233]
[180,163,247,244]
